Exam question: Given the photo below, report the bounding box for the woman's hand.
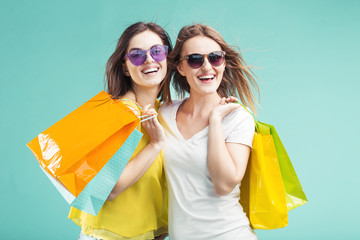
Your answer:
[106,105,166,201]
[141,104,166,151]
[210,96,240,123]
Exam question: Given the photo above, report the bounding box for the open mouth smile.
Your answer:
[142,66,159,74]
[198,74,215,81]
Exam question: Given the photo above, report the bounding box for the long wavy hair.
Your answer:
[162,24,259,113]
[105,22,172,99]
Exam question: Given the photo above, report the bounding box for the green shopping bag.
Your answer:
[261,122,308,211]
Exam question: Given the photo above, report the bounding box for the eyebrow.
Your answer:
[128,44,162,52]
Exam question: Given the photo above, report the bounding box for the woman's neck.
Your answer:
[182,92,221,118]
[126,84,159,107]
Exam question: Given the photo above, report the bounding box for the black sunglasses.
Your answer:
[180,51,226,69]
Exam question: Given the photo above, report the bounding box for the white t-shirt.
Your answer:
[159,99,257,240]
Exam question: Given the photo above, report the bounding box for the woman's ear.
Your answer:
[177,63,185,76]
[123,64,130,76]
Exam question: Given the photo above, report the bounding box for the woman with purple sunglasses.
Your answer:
[160,24,259,239]
[69,22,172,240]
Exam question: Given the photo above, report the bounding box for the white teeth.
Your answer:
[143,68,158,74]
[198,75,215,80]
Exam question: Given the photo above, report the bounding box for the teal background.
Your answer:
[1,0,359,239]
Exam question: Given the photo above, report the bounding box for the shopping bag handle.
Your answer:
[118,98,158,123]
[234,101,260,132]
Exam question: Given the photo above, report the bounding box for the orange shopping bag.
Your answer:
[27,91,140,197]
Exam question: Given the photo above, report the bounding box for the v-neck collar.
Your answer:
[172,99,209,142]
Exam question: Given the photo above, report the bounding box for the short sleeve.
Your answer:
[224,107,255,148]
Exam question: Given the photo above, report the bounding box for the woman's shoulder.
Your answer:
[224,105,255,127]
[159,99,184,113]
[119,97,142,117]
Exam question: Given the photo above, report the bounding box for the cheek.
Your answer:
[125,61,132,70]
[160,61,168,73]
[125,62,134,73]
[184,65,198,77]
[127,64,141,77]
[217,65,226,77]
[185,70,197,81]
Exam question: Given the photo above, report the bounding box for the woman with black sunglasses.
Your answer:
[68,22,172,240]
[160,24,259,239]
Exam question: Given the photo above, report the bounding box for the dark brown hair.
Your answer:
[105,22,172,99]
[162,24,259,113]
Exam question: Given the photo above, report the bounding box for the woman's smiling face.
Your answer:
[177,36,225,97]
[124,30,167,90]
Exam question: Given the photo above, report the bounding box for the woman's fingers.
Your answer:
[152,116,162,128]
[142,104,151,112]
[142,106,158,124]
[147,115,156,128]
[220,96,240,105]
[225,96,239,103]
[141,107,161,131]
[141,112,166,146]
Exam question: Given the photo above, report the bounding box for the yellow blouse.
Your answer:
[68,99,168,240]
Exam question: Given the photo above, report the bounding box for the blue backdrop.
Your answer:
[1,0,359,239]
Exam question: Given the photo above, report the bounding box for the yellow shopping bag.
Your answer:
[240,122,288,229]
[27,91,140,197]
[238,102,307,229]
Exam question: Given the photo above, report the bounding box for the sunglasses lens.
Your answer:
[208,52,225,66]
[185,52,225,69]
[150,45,168,62]
[128,49,146,66]
[187,54,204,69]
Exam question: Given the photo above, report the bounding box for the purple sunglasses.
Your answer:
[124,45,168,66]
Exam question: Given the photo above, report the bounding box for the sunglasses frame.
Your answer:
[124,45,169,66]
[179,51,226,69]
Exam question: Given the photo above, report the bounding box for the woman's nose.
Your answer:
[144,51,155,64]
[201,57,212,71]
